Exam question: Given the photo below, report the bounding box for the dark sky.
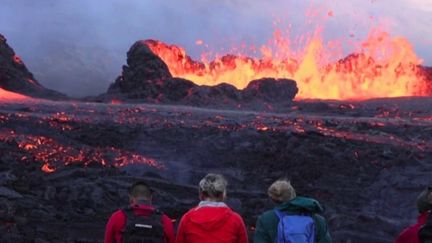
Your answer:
[1,0,431,97]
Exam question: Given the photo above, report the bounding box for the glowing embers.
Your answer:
[145,28,428,100]
[47,112,75,131]
[12,54,23,65]
[0,130,163,173]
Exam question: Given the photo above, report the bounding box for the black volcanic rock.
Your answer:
[105,40,298,107]
[155,78,196,102]
[107,40,173,96]
[1,98,432,242]
[0,34,65,99]
[107,77,195,102]
[243,78,298,102]
[125,40,172,80]
[208,83,241,100]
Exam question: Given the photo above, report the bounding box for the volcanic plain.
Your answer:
[1,96,432,242]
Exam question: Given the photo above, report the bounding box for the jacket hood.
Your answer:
[277,196,324,214]
[187,203,233,231]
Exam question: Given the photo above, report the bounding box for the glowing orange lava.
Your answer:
[0,88,29,101]
[0,130,164,173]
[146,29,429,100]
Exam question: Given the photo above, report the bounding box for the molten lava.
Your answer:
[146,29,429,100]
[0,129,163,173]
[0,88,29,101]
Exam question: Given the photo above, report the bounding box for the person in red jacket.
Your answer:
[395,186,432,243]
[104,181,175,243]
[176,173,248,243]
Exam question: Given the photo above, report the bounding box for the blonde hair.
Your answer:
[199,173,227,199]
[268,179,296,203]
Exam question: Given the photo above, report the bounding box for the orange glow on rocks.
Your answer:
[41,164,56,173]
[12,54,23,65]
[0,88,29,101]
[110,99,123,105]
[146,28,428,100]
[0,129,164,173]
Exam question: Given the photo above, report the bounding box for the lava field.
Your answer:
[1,96,432,243]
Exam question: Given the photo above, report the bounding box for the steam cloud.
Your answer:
[0,0,430,97]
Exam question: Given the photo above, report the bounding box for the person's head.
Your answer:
[198,173,227,202]
[129,181,153,205]
[417,186,432,213]
[268,179,296,204]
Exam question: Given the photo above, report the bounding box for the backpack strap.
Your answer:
[122,206,135,219]
[274,209,285,220]
[310,214,321,241]
[419,211,432,242]
[121,206,136,234]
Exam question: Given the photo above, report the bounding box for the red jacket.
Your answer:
[104,204,175,243]
[395,211,430,243]
[176,202,248,243]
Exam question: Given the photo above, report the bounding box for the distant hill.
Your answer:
[0,33,66,99]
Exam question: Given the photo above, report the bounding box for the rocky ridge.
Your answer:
[0,34,66,99]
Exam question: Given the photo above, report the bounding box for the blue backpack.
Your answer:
[274,209,316,243]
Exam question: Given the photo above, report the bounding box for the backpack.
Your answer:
[419,211,432,243]
[121,207,165,243]
[274,209,316,243]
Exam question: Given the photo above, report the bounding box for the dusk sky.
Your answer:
[0,0,431,96]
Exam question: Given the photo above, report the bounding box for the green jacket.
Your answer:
[254,196,332,243]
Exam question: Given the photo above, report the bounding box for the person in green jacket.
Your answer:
[254,179,332,243]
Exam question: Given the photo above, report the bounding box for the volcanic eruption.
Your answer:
[1,1,432,242]
[101,26,432,108]
[143,29,430,100]
[104,40,299,107]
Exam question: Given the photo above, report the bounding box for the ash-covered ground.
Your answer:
[1,97,431,243]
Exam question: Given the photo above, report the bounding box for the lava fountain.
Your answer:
[146,28,429,100]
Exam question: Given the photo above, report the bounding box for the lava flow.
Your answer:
[146,29,429,100]
[0,88,29,101]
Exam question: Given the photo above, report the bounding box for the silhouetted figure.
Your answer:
[176,173,248,243]
[395,186,432,243]
[254,179,332,243]
[104,181,175,243]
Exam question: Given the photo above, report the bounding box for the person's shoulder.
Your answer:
[311,213,329,234]
[182,206,197,216]
[255,209,279,227]
[395,224,417,243]
[311,213,327,224]
[227,210,247,229]
[106,209,127,230]
[178,207,197,222]
[111,209,126,219]
[161,211,174,223]
[230,210,244,220]
[258,209,276,219]
[161,211,171,218]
